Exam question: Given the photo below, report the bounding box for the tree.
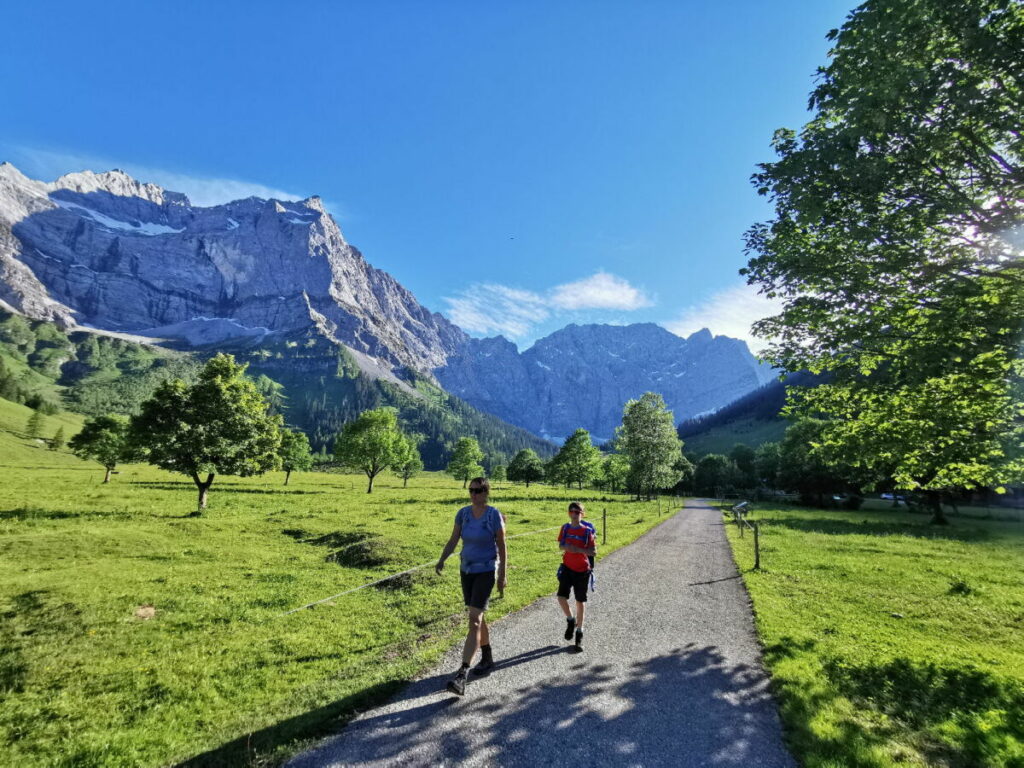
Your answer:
[279,428,313,485]
[335,407,409,493]
[131,354,282,512]
[446,436,485,488]
[69,415,133,483]
[393,433,424,488]
[754,441,782,488]
[617,392,685,499]
[694,454,741,498]
[729,443,758,488]
[742,0,1024,522]
[598,453,631,493]
[777,419,851,507]
[490,464,507,483]
[50,426,65,451]
[507,448,545,487]
[25,409,43,439]
[673,453,696,493]
[549,428,602,490]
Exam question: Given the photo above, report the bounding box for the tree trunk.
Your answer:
[284,470,291,486]
[403,476,408,488]
[367,472,374,493]
[927,490,948,525]
[462,477,467,488]
[103,466,112,484]
[190,472,215,515]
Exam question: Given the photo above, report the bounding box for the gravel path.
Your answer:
[288,499,795,768]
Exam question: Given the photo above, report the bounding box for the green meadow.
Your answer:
[0,396,670,767]
[726,503,1024,768]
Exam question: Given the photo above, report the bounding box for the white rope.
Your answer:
[276,522,575,618]
[277,560,436,617]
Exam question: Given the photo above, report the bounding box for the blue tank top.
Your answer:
[457,505,502,573]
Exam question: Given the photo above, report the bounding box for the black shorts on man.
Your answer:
[461,570,496,610]
[556,566,590,603]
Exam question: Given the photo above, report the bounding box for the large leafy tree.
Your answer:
[446,436,485,488]
[507,448,545,487]
[132,354,282,512]
[278,428,313,486]
[617,392,685,499]
[549,428,602,489]
[743,0,1024,522]
[69,414,135,483]
[335,407,409,493]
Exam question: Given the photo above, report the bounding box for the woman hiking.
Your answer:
[435,476,507,696]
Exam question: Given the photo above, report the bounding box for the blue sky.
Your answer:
[1,1,853,351]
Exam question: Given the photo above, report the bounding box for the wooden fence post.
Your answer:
[603,508,607,545]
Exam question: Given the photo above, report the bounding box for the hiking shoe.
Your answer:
[446,669,467,696]
[471,657,495,676]
[564,617,576,640]
[574,629,584,652]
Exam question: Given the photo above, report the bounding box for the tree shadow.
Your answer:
[822,656,1024,767]
[286,643,796,768]
[765,516,989,542]
[130,482,324,496]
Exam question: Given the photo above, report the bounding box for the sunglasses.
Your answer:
[469,487,487,494]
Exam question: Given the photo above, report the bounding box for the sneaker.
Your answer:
[446,669,467,696]
[564,617,576,641]
[471,657,495,676]
[574,629,584,652]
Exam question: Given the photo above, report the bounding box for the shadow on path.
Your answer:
[289,643,789,767]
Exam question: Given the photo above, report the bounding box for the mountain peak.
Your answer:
[48,169,189,207]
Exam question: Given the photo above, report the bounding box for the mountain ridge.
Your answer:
[0,162,776,443]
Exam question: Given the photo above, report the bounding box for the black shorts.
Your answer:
[557,565,590,603]
[460,570,495,611]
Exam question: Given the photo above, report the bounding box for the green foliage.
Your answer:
[393,433,425,487]
[0,314,34,349]
[754,441,781,487]
[334,407,410,493]
[131,354,282,509]
[445,436,484,488]
[278,428,313,484]
[742,0,1024,497]
[253,374,287,415]
[68,415,134,482]
[49,426,65,451]
[490,463,507,483]
[25,409,43,440]
[596,453,630,493]
[617,392,685,499]
[547,428,602,489]
[507,448,545,487]
[694,454,742,497]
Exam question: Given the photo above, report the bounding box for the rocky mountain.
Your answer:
[0,162,466,390]
[437,323,776,442]
[0,163,774,443]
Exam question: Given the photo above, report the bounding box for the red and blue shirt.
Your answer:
[558,523,595,573]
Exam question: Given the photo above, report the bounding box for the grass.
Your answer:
[724,502,1024,768]
[0,396,673,767]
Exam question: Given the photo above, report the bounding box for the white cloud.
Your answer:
[550,271,653,310]
[5,145,304,207]
[443,284,550,337]
[663,282,781,352]
[444,271,650,339]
